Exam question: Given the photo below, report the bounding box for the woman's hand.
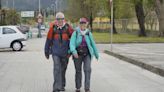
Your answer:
[73,54,79,58]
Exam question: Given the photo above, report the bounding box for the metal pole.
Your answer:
[44,9,46,23]
[54,5,56,16]
[47,7,50,21]
[6,0,8,8]
[39,0,41,13]
[0,0,2,9]
[51,4,55,16]
[110,0,113,52]
[13,0,15,9]
[55,0,57,16]
[38,0,42,38]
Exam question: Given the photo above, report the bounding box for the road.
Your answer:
[0,38,164,92]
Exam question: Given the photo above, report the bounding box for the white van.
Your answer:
[0,26,27,51]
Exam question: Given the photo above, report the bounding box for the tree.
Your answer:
[84,0,100,31]
[112,7,117,34]
[0,9,21,25]
[154,0,164,37]
[115,0,135,19]
[134,0,147,37]
[143,0,156,31]
[108,0,117,34]
[5,9,20,25]
[67,0,103,31]
[66,0,82,22]
[0,9,6,25]
[108,0,136,34]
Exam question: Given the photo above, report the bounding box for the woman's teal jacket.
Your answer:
[69,27,99,60]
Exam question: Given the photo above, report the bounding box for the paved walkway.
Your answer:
[98,44,164,76]
[0,39,164,92]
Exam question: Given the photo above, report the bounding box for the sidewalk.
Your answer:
[103,43,164,77]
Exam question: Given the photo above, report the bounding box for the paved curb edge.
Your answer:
[104,50,164,77]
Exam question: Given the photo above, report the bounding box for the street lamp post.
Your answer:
[43,9,46,23]
[13,0,15,9]
[51,4,56,16]
[39,0,41,13]
[47,7,50,15]
[46,7,50,21]
[51,0,57,16]
[6,0,9,8]
[110,0,113,52]
[55,1,57,16]
[0,0,2,9]
[37,0,43,38]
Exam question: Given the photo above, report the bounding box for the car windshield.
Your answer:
[17,26,25,34]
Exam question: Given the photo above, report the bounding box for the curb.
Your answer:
[104,50,164,77]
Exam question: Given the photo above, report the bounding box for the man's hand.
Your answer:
[45,53,49,59]
[73,54,79,59]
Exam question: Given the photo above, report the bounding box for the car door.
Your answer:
[0,27,17,48]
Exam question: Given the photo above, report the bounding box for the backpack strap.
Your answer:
[52,25,57,38]
[50,25,57,45]
[51,24,71,45]
[64,23,71,38]
[53,23,71,38]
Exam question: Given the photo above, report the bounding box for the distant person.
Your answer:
[70,18,99,92]
[44,12,74,92]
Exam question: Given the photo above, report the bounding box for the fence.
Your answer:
[93,18,159,36]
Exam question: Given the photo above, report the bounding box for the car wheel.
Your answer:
[11,41,23,51]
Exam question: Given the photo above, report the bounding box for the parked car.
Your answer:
[0,26,27,51]
[18,25,30,34]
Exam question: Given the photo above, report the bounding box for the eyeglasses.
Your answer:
[80,22,87,24]
[56,18,64,21]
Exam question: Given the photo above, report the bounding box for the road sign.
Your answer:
[37,13,43,18]
[21,11,34,18]
[37,13,43,23]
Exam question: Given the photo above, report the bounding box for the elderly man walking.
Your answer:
[44,12,74,92]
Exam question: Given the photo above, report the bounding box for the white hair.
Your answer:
[56,12,65,18]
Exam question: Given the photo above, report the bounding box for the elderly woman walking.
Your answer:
[70,18,99,92]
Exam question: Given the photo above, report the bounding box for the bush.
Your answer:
[0,9,20,25]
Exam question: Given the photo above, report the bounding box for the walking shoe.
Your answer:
[53,89,60,92]
[75,89,80,92]
[85,89,90,92]
[60,87,65,91]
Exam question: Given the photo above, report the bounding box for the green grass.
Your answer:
[92,32,164,43]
